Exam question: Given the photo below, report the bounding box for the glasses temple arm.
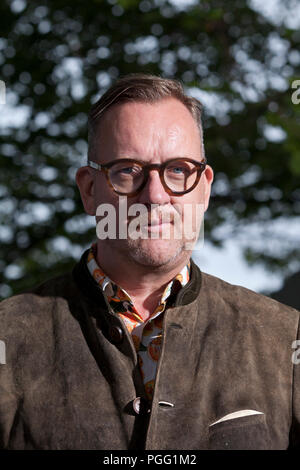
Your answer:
[88,160,102,171]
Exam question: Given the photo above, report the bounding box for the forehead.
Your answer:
[95,98,202,160]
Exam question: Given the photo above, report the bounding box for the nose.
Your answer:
[137,168,171,205]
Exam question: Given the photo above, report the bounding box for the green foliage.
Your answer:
[0,0,299,299]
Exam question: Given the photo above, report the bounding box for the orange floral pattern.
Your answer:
[148,337,162,362]
[145,380,155,399]
[87,243,190,401]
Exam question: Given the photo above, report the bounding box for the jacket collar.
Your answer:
[72,248,202,309]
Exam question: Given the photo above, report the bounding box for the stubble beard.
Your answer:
[102,235,190,270]
[126,237,186,268]
[96,201,202,269]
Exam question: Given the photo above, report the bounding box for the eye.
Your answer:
[112,163,143,177]
[121,165,141,174]
[120,166,135,174]
[166,163,191,176]
[172,166,186,174]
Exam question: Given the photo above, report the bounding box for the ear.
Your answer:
[76,166,96,215]
[203,164,214,212]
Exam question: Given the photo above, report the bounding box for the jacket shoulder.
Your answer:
[0,272,78,332]
[200,271,300,325]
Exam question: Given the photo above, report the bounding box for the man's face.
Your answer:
[79,97,213,269]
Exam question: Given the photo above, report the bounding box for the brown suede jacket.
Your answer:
[0,249,300,450]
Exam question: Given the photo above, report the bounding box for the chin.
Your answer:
[126,239,189,268]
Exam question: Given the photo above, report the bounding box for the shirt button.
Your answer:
[109,325,123,344]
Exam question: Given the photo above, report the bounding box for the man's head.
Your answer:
[76,74,213,273]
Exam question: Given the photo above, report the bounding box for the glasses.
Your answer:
[88,157,206,196]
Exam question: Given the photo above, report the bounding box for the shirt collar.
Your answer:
[86,243,190,318]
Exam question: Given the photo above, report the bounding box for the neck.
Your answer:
[95,242,190,321]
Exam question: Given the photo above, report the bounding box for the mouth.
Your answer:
[145,214,174,234]
[148,212,173,224]
[146,221,171,233]
[126,210,176,237]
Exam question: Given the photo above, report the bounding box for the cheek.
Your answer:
[94,178,115,205]
[93,179,121,226]
[171,184,204,211]
[171,192,205,234]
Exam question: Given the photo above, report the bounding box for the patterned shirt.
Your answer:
[87,244,190,401]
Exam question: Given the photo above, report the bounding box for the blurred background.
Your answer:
[0,0,299,308]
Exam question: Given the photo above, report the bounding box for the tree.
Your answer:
[0,0,299,299]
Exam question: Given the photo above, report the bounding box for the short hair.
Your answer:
[88,73,205,160]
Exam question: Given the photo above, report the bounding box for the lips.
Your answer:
[148,217,163,227]
[147,213,173,226]
[127,210,175,235]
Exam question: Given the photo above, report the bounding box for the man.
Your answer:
[0,74,300,450]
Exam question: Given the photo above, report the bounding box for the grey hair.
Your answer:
[88,73,205,161]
